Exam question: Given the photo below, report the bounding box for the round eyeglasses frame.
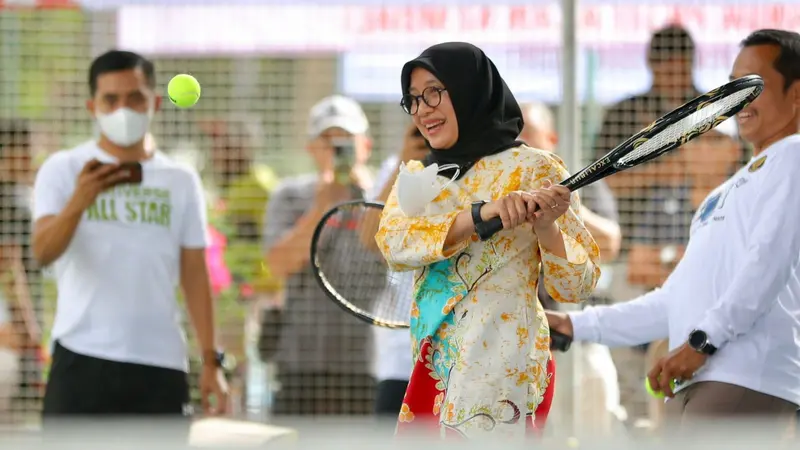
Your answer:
[400,87,447,115]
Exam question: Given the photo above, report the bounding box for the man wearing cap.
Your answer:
[263,95,375,416]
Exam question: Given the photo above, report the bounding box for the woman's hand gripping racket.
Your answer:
[309,199,574,351]
[476,75,764,241]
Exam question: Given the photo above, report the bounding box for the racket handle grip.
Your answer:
[477,202,544,241]
[476,216,504,241]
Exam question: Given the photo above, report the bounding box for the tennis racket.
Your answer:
[477,74,764,241]
[310,200,413,329]
[309,199,575,351]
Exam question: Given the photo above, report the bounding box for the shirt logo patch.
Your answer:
[697,192,722,224]
[748,155,767,173]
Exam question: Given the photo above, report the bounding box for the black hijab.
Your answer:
[401,42,524,180]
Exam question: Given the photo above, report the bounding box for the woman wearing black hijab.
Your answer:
[375,43,600,439]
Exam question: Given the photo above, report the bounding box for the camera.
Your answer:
[331,137,355,184]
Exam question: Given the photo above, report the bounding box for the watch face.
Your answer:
[689,330,707,349]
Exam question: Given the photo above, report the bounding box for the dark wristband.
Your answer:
[471,201,486,227]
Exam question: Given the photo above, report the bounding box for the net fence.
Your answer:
[0,0,794,446]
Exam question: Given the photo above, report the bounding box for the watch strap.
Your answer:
[202,349,224,367]
[471,201,486,227]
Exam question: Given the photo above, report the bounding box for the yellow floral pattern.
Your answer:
[376,145,600,438]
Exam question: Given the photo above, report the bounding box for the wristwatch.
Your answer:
[471,200,491,240]
[202,349,237,372]
[688,329,718,355]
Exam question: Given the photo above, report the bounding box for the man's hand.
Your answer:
[545,311,574,338]
[67,159,127,212]
[647,342,708,398]
[199,363,229,416]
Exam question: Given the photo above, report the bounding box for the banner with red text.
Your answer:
[118,3,800,54]
[116,3,798,104]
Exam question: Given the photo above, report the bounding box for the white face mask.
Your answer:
[396,163,459,217]
[96,107,152,148]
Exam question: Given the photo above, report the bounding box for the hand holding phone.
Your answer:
[68,160,132,212]
[401,124,429,163]
[115,162,143,184]
[330,137,355,185]
[98,162,143,186]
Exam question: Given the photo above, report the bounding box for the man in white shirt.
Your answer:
[546,29,800,436]
[32,50,227,441]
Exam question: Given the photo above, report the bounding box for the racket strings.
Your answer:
[619,87,757,165]
[314,204,413,327]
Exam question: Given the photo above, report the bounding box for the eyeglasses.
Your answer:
[400,87,447,115]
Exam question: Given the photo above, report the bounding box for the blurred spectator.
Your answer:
[0,119,41,424]
[520,102,626,434]
[593,25,701,248]
[520,102,621,275]
[198,118,281,359]
[627,122,742,290]
[263,95,375,416]
[361,122,427,422]
[591,24,700,427]
[201,118,279,247]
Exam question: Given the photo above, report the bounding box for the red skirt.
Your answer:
[396,340,557,438]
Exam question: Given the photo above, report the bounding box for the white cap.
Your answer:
[307,95,369,139]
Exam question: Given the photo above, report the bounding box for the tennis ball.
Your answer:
[645,377,676,399]
[167,74,201,108]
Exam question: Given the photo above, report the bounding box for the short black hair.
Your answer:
[648,24,695,62]
[741,29,800,91]
[0,119,31,157]
[88,50,156,96]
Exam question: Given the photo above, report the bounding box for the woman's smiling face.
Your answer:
[407,67,459,150]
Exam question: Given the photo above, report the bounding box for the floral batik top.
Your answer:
[375,145,600,439]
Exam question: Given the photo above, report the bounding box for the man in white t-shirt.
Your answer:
[546,29,800,438]
[31,50,228,441]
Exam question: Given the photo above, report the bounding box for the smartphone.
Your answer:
[97,161,143,185]
[117,162,143,184]
[331,137,354,185]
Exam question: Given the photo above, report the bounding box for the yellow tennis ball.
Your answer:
[167,74,201,108]
[645,377,675,399]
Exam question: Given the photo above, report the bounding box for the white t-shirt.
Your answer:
[33,141,209,372]
[570,134,800,407]
[370,155,413,382]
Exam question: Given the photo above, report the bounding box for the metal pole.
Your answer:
[559,0,581,173]
[556,0,583,440]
